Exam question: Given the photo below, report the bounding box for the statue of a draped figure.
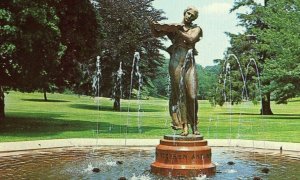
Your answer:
[148,6,203,136]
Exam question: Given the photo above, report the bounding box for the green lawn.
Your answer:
[0,91,299,142]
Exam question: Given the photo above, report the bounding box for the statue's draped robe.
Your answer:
[167,25,202,130]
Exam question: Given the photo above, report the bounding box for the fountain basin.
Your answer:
[0,139,299,179]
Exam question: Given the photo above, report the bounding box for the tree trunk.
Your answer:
[261,93,273,115]
[113,97,121,111]
[0,86,5,120]
[43,89,48,101]
[264,0,269,6]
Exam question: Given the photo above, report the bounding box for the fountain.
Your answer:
[92,56,102,137]
[0,146,299,179]
[92,56,102,98]
[151,50,216,177]
[223,54,248,100]
[133,52,143,133]
[148,6,216,177]
[0,44,299,180]
[112,61,125,111]
[126,52,144,139]
[1,5,299,180]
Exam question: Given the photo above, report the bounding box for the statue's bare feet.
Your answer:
[181,131,189,136]
[171,125,182,130]
[193,131,200,135]
[192,125,200,135]
[180,124,188,136]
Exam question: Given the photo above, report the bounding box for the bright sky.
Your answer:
[152,0,264,67]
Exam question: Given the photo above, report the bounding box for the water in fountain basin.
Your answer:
[0,147,299,179]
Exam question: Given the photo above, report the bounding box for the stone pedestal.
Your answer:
[151,135,216,177]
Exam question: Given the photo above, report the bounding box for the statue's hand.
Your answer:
[147,16,161,37]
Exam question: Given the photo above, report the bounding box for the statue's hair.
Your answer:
[183,6,199,20]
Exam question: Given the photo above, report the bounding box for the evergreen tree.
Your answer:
[198,65,220,100]
[54,0,102,95]
[96,0,166,110]
[216,0,300,114]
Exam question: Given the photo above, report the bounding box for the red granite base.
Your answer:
[151,135,216,177]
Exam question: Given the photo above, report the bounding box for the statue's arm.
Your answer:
[150,25,168,37]
[177,27,202,44]
[147,17,167,37]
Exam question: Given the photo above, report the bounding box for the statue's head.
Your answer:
[183,6,199,24]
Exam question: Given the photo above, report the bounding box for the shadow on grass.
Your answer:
[262,114,300,120]
[288,99,300,102]
[216,112,260,116]
[69,104,164,112]
[0,114,165,138]
[21,99,70,103]
[217,112,300,119]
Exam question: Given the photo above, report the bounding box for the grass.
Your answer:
[0,91,299,143]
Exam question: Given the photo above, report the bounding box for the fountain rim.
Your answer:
[0,138,299,155]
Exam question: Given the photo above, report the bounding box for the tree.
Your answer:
[221,0,271,114]
[96,0,166,110]
[54,0,102,95]
[0,0,64,119]
[0,4,17,119]
[216,0,300,114]
[148,58,169,98]
[197,65,220,100]
[259,0,300,104]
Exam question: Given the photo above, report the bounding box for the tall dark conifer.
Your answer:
[216,0,300,115]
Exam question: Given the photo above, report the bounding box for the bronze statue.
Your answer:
[148,6,203,136]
